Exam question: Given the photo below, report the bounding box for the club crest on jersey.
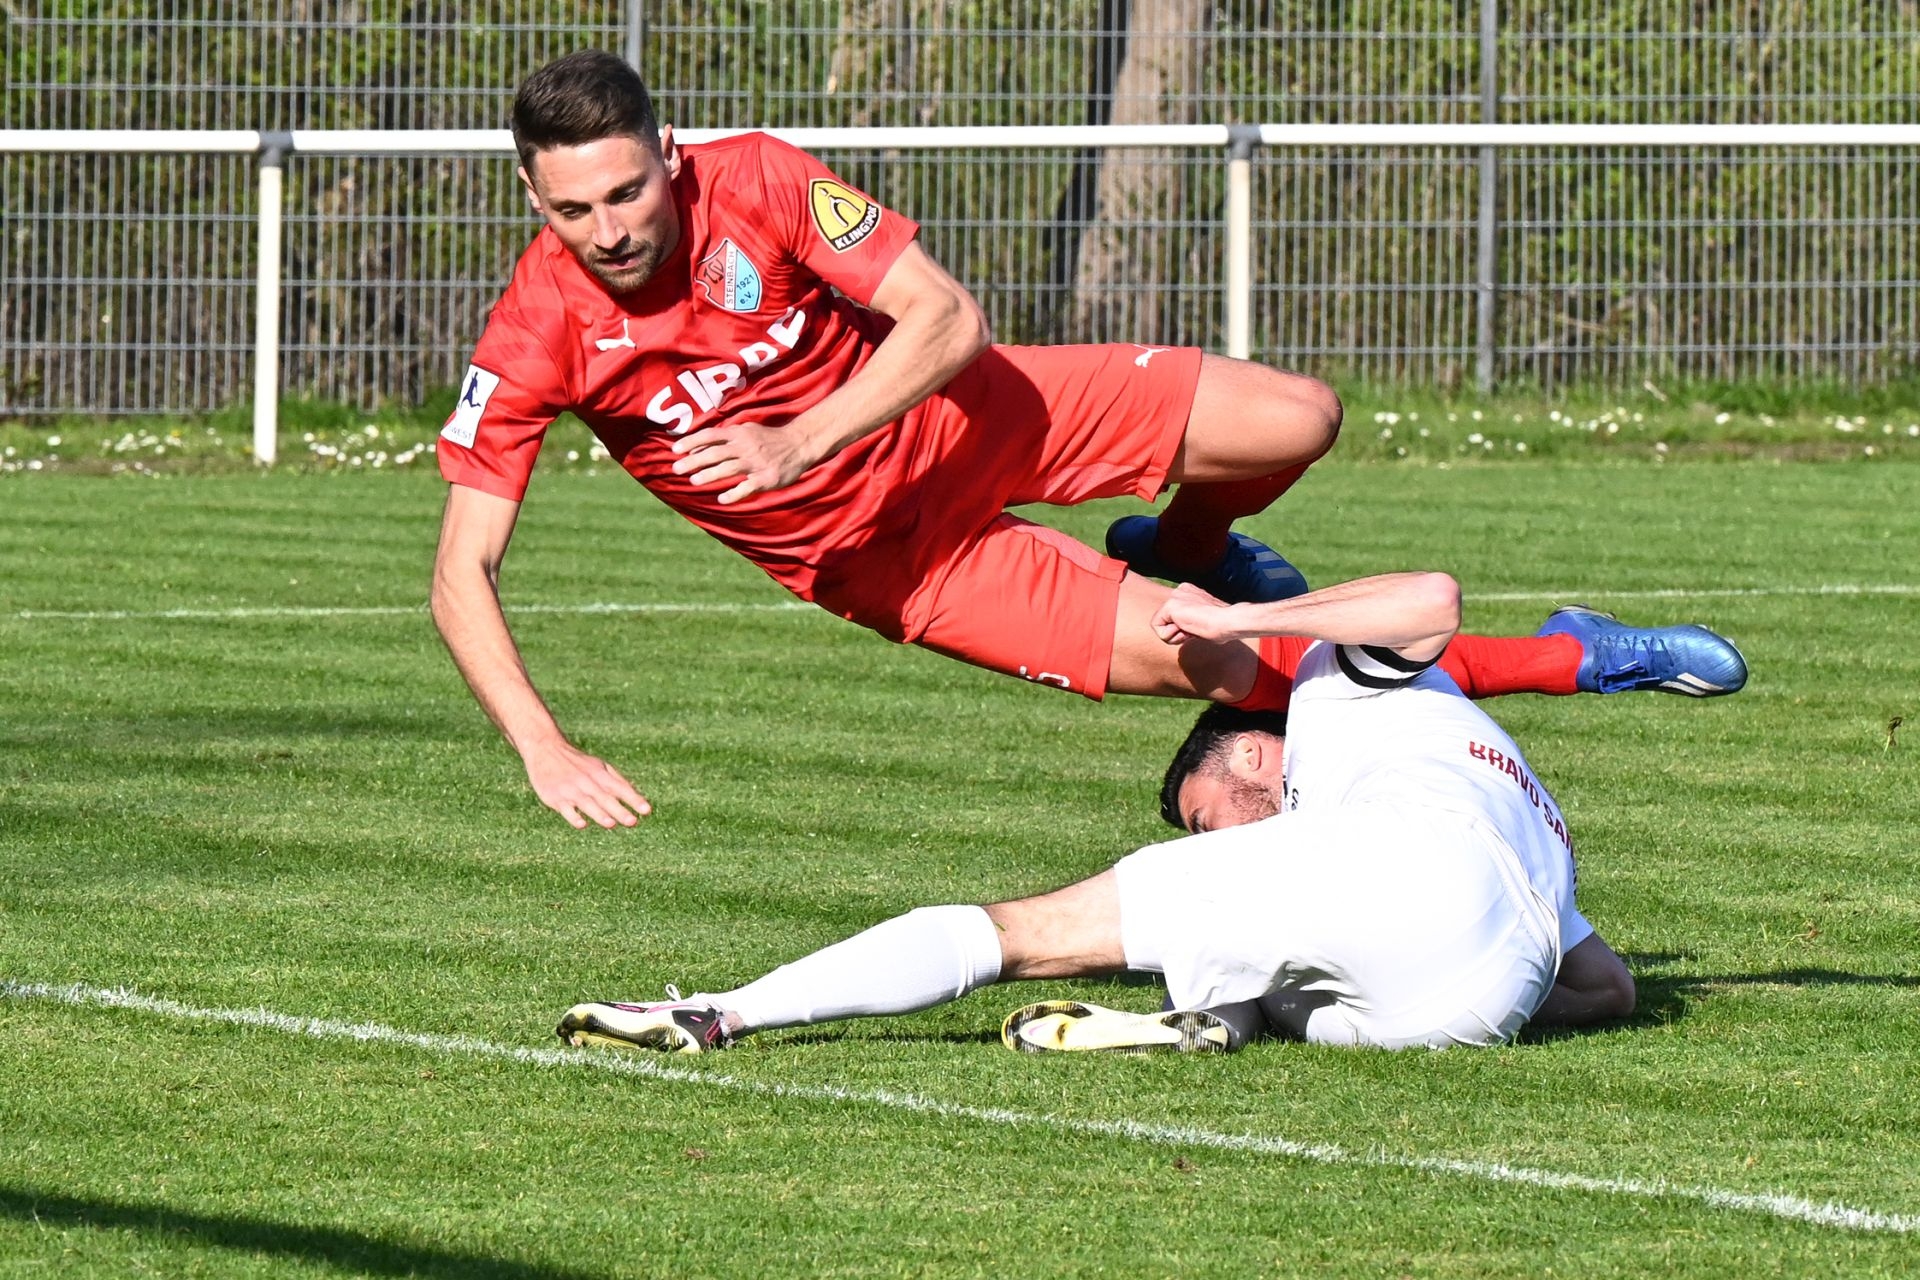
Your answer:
[696,238,763,312]
[808,178,882,252]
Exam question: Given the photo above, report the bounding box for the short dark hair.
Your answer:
[511,50,661,171]
[1158,704,1289,830]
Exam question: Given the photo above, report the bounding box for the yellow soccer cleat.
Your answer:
[1001,1000,1233,1055]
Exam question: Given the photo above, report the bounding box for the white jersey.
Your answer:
[1113,640,1591,1048]
[1281,641,1587,953]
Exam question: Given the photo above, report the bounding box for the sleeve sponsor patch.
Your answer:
[441,365,500,448]
[808,178,883,252]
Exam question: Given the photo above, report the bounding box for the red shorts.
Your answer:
[808,342,1202,700]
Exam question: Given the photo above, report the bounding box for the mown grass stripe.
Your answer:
[7,583,1919,624]
[6,980,1912,1237]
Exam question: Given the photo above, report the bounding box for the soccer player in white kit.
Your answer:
[556,570,1636,1055]
[1124,580,1633,1049]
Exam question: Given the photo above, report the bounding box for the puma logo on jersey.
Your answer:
[644,306,809,434]
[1132,345,1169,368]
[596,319,637,351]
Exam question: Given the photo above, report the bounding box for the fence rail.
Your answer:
[3,124,1918,460]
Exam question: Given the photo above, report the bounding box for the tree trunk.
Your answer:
[826,0,910,127]
[1070,0,1213,343]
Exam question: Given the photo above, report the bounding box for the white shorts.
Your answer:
[1113,801,1563,1049]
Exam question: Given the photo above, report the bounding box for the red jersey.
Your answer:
[437,132,922,598]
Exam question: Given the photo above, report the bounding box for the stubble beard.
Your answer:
[584,238,665,293]
[1224,774,1283,826]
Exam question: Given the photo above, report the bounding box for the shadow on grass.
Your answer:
[0,1185,595,1279]
[706,964,1920,1056]
[1522,962,1920,1042]
[762,1026,1004,1050]
[1634,966,1920,1020]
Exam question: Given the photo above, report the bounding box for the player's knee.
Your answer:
[1601,969,1637,1020]
[1568,957,1636,1023]
[1296,376,1343,456]
[1254,373,1341,461]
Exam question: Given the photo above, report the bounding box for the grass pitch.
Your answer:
[1,457,1917,1277]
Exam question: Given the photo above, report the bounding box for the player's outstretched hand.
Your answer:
[524,741,652,830]
[670,421,825,505]
[1152,582,1244,646]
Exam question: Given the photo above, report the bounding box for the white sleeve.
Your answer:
[1291,639,1444,704]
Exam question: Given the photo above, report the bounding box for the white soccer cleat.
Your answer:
[555,986,732,1055]
[1001,1000,1233,1055]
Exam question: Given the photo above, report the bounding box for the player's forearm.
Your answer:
[1224,572,1461,655]
[430,564,571,756]
[786,289,990,458]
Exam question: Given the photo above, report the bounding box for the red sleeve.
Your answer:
[435,305,565,503]
[1229,633,1317,712]
[750,135,920,304]
[1269,634,1315,679]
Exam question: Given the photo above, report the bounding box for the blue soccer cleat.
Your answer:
[1105,515,1309,604]
[1537,605,1748,697]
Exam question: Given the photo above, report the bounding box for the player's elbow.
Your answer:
[951,289,992,359]
[1413,571,1462,640]
[429,551,497,634]
[428,565,462,637]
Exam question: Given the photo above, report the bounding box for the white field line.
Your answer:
[1475,584,1920,603]
[5,980,1914,1237]
[7,583,1920,623]
[3,601,817,622]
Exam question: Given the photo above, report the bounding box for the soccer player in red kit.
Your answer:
[434,51,1746,829]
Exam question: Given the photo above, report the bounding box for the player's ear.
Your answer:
[659,124,680,178]
[1230,733,1266,778]
[516,166,544,214]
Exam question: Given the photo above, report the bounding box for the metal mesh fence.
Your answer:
[3,2,1917,418]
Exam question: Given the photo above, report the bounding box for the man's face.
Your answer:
[1174,732,1287,834]
[519,130,681,294]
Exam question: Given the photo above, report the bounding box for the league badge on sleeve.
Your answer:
[809,178,882,252]
[696,238,765,312]
[442,365,500,448]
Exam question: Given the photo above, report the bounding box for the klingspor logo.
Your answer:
[808,179,882,252]
[696,238,764,312]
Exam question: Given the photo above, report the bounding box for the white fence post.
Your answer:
[252,133,291,466]
[625,0,648,71]
[1226,125,1258,362]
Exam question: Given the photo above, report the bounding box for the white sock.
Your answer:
[709,905,1004,1034]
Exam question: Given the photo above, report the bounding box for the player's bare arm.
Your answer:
[670,242,991,504]
[1527,932,1637,1028]
[1152,571,1462,663]
[431,484,652,830]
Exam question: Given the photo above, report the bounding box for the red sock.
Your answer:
[1154,463,1312,570]
[1229,634,1314,711]
[1437,634,1582,698]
